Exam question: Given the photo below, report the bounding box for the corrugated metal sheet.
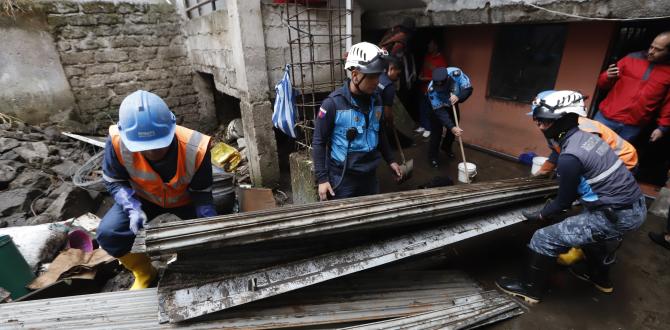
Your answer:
[0,271,495,329]
[339,291,523,330]
[158,202,541,322]
[140,178,556,255]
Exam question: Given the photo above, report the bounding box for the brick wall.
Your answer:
[45,1,201,133]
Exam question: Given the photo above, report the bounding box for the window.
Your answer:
[488,24,567,103]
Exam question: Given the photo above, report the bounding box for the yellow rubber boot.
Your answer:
[118,253,158,290]
[557,247,585,266]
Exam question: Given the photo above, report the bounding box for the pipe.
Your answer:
[346,0,352,50]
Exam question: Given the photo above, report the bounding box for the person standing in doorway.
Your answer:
[594,31,670,142]
[415,39,447,138]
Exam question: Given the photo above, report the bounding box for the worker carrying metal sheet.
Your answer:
[97,90,217,290]
[496,90,646,303]
[532,90,639,266]
[312,42,402,201]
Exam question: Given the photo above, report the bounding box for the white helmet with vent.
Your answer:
[345,42,388,74]
[531,90,587,120]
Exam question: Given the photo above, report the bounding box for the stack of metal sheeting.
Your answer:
[157,202,541,322]
[0,271,522,329]
[141,178,556,255]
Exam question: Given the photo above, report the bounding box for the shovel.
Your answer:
[392,127,414,182]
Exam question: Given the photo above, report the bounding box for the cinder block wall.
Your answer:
[45,1,201,133]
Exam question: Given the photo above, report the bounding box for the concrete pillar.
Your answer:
[228,0,279,187]
[289,151,318,205]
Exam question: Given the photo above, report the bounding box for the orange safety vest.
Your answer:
[544,117,638,172]
[108,125,211,208]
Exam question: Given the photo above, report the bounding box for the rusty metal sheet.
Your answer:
[339,291,522,330]
[158,202,542,322]
[143,178,556,255]
[0,271,486,329]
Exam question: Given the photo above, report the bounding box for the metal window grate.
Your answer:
[284,0,352,150]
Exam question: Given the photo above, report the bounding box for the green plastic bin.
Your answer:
[0,235,35,300]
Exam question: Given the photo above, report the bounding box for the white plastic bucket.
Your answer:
[531,156,548,175]
[458,162,477,183]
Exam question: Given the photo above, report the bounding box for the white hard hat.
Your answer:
[345,42,388,74]
[531,90,587,120]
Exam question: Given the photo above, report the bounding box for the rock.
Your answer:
[0,160,23,189]
[0,137,20,153]
[13,146,42,163]
[100,269,133,292]
[9,169,52,191]
[0,188,39,217]
[51,160,78,178]
[25,214,57,226]
[0,150,19,161]
[42,183,96,221]
[0,214,27,227]
[236,138,247,150]
[31,142,50,158]
[32,197,55,215]
[42,126,63,142]
[42,155,63,167]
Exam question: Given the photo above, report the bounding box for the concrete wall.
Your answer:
[365,0,670,29]
[442,22,615,158]
[44,0,206,133]
[0,13,76,125]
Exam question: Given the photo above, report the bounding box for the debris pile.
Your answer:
[0,119,106,228]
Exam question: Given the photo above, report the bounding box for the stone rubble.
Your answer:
[0,122,103,228]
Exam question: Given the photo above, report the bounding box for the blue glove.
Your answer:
[113,186,148,234]
[195,204,217,218]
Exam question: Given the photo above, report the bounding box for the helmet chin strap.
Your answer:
[353,73,369,95]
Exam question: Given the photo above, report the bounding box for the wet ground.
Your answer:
[376,132,670,330]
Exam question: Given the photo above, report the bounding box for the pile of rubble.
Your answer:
[0,119,105,228]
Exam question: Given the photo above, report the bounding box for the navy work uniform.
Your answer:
[529,128,646,258]
[312,80,395,199]
[427,67,473,162]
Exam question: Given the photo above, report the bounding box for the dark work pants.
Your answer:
[96,199,197,257]
[428,106,459,161]
[329,166,379,200]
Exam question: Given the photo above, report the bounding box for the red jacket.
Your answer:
[419,53,447,93]
[597,51,670,128]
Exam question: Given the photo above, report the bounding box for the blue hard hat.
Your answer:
[118,90,176,152]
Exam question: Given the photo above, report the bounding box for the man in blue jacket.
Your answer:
[312,42,402,201]
[426,67,473,167]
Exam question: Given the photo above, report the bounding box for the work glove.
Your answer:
[113,186,148,235]
[195,204,218,218]
[521,210,543,221]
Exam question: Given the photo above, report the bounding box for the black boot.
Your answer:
[496,249,554,304]
[569,241,619,293]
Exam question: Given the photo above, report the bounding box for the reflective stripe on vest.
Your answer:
[108,125,210,208]
[586,158,623,185]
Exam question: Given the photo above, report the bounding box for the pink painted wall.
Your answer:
[441,22,616,158]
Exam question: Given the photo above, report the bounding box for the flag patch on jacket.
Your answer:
[318,108,327,119]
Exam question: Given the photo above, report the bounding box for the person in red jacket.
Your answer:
[594,31,670,142]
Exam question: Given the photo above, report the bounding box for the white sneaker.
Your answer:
[422,130,431,138]
[414,127,426,133]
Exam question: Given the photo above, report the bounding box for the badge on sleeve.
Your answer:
[318,107,327,119]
